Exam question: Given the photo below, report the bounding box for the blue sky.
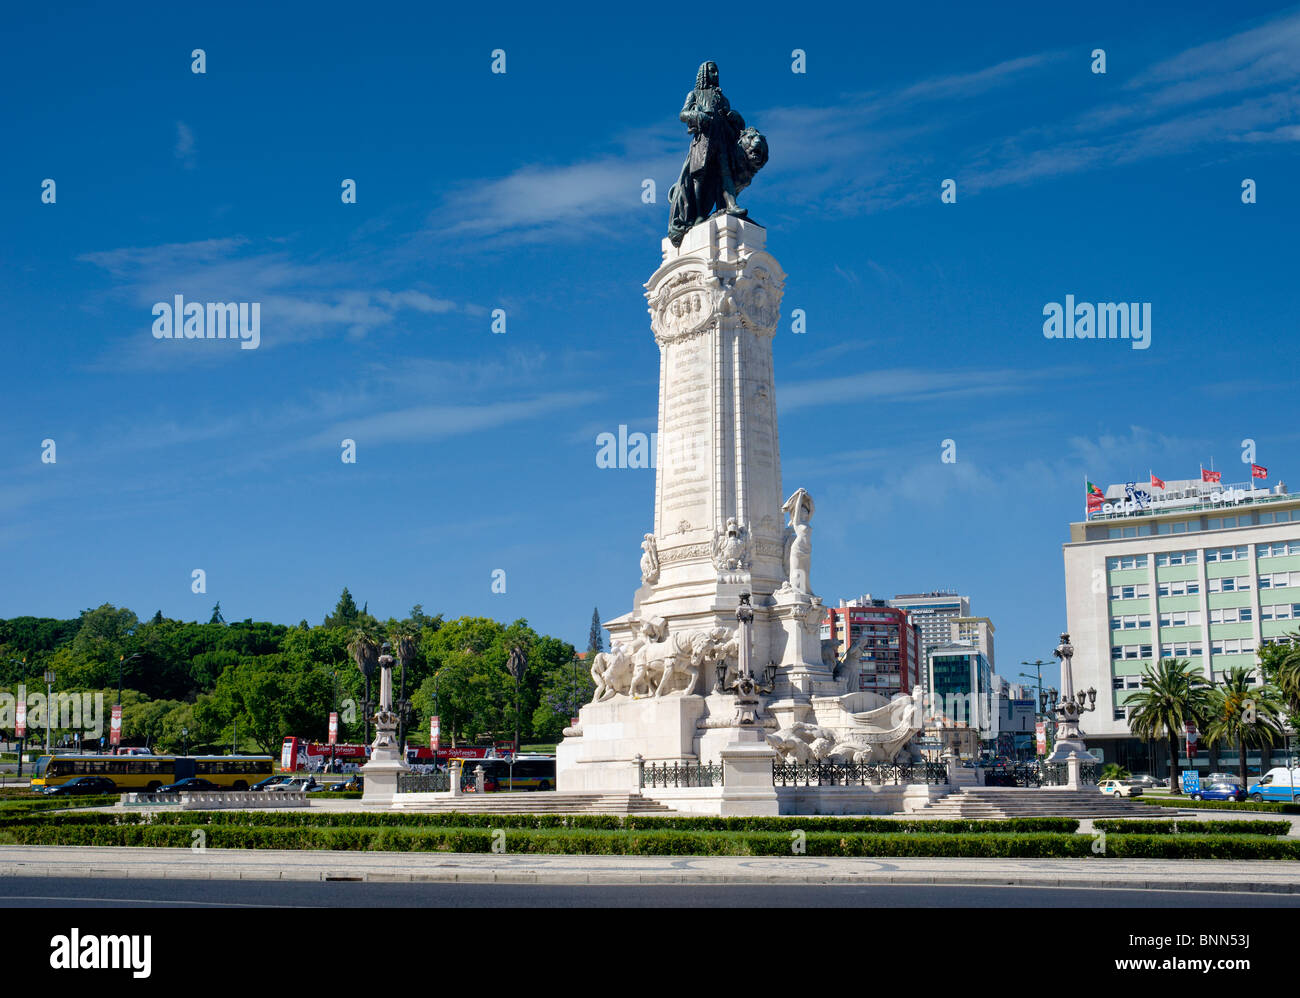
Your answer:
[3,2,1299,691]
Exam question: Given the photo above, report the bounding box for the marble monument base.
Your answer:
[557,694,707,793]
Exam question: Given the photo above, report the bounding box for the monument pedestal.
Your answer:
[557,695,707,792]
[717,728,780,816]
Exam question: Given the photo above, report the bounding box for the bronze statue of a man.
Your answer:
[667,61,768,246]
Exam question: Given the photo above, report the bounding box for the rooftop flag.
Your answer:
[1150,472,1165,490]
[1086,480,1104,509]
[1252,464,1268,480]
[1201,468,1221,483]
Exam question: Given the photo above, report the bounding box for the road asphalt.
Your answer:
[2,845,1298,893]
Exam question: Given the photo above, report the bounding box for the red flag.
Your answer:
[1202,468,1221,483]
[1252,464,1268,480]
[1150,473,1165,489]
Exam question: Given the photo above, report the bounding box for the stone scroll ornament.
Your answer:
[667,61,769,247]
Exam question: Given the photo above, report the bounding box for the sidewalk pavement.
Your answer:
[0,846,1297,893]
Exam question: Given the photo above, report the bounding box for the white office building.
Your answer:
[1063,474,1300,772]
[889,591,971,655]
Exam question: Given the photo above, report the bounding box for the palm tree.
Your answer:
[346,627,380,744]
[391,630,419,746]
[1126,658,1212,794]
[1260,632,1300,765]
[1202,667,1285,787]
[1265,632,1300,710]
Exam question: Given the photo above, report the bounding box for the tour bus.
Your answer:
[1246,767,1300,803]
[30,754,274,793]
[461,754,556,792]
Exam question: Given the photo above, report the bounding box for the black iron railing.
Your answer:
[396,772,451,793]
[639,761,724,789]
[772,761,948,787]
[987,761,1100,787]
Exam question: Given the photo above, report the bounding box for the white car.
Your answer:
[268,777,319,793]
[1099,779,1144,798]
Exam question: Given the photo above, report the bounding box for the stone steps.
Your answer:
[919,788,1160,819]
[390,792,676,815]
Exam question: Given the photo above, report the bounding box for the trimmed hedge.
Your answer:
[0,823,1097,857]
[1093,818,1291,836]
[1141,797,1300,814]
[0,809,1076,835]
[6,821,1299,859]
[0,795,117,818]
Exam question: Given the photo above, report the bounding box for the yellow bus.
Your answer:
[31,754,274,792]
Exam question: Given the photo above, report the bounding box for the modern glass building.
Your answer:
[926,644,993,734]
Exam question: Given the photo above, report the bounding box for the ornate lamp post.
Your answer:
[359,641,411,804]
[1044,632,1099,788]
[715,593,776,725]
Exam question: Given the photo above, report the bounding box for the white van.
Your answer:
[1246,767,1300,803]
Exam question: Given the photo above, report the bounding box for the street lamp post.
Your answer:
[1020,659,1049,761]
[181,727,189,757]
[505,647,528,792]
[43,668,56,753]
[7,658,26,776]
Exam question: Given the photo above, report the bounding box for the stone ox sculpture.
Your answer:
[590,618,737,700]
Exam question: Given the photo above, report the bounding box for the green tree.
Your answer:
[1202,666,1286,787]
[1126,658,1212,794]
[324,588,361,629]
[1260,633,1300,727]
[70,604,139,668]
[209,603,225,625]
[587,607,604,655]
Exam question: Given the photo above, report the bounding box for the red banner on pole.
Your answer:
[109,704,122,746]
[1252,464,1268,480]
[16,697,27,739]
[1185,722,1198,760]
[430,715,441,751]
[328,711,338,746]
[1035,721,1046,755]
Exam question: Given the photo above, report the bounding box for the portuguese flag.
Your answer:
[1086,480,1104,509]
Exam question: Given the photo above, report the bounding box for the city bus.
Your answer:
[460,755,556,792]
[30,754,275,793]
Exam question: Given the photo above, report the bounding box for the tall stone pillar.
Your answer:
[609,214,790,660]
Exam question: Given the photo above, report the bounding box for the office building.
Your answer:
[950,616,995,671]
[926,643,994,735]
[1063,473,1299,772]
[889,591,971,656]
[821,596,923,701]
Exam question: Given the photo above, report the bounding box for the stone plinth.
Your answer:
[362,719,410,807]
[557,695,708,792]
[717,730,780,817]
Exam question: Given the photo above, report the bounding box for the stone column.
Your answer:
[361,644,411,807]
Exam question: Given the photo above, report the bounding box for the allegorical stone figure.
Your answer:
[782,488,814,594]
[667,61,769,246]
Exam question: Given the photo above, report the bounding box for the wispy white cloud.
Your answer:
[78,238,480,366]
[778,366,1063,413]
[435,10,1300,240]
[174,121,196,170]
